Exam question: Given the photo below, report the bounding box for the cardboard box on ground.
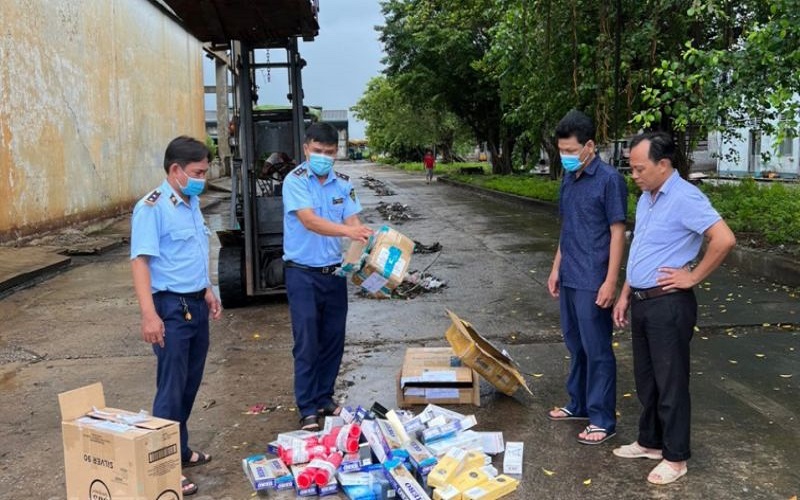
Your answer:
[339,225,415,298]
[397,347,481,407]
[444,310,531,397]
[58,383,182,500]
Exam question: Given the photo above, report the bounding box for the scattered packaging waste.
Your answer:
[243,398,522,498]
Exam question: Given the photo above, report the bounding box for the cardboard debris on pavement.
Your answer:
[445,310,532,396]
[58,383,181,500]
[245,401,522,500]
[339,225,415,298]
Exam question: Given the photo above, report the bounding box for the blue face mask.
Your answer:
[308,153,335,176]
[178,168,206,196]
[561,144,588,172]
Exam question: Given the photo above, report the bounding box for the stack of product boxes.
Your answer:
[242,403,522,499]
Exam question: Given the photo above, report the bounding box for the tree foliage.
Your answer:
[361,0,798,175]
[635,0,800,158]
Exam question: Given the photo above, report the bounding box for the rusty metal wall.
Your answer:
[0,0,205,241]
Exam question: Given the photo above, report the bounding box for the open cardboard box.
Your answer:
[444,310,531,396]
[397,347,480,407]
[340,225,415,298]
[59,383,182,500]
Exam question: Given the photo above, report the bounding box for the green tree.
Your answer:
[636,0,799,167]
[351,76,467,161]
[379,0,515,173]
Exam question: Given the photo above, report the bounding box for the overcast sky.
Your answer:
[203,1,385,139]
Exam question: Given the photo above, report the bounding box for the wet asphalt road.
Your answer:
[0,161,797,499]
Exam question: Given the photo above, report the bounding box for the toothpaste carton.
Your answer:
[384,459,432,500]
[462,475,519,500]
[420,404,466,423]
[242,454,294,491]
[425,431,484,457]
[502,442,523,475]
[319,473,340,496]
[403,439,438,476]
[474,432,505,455]
[362,419,392,463]
[422,415,477,443]
[427,448,489,489]
[340,448,375,473]
[291,464,319,497]
[448,465,498,493]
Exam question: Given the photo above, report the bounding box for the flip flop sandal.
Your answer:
[613,442,663,460]
[317,403,342,417]
[182,450,212,468]
[181,477,198,496]
[546,407,589,421]
[576,425,616,445]
[648,460,688,485]
[299,414,320,431]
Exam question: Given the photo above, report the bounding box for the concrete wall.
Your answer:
[714,130,800,178]
[0,0,205,241]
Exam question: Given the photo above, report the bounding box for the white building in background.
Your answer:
[714,128,799,178]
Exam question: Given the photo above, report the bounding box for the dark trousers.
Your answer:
[559,287,617,431]
[285,267,348,418]
[631,290,696,462]
[152,292,209,462]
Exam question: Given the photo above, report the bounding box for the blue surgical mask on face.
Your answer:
[178,168,206,196]
[561,144,588,172]
[308,153,335,176]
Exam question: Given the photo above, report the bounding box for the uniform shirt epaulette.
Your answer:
[294,167,307,177]
[335,171,350,181]
[144,189,161,206]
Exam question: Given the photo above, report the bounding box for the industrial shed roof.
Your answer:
[157,0,319,46]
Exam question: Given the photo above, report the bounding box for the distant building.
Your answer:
[713,127,799,179]
[321,110,349,160]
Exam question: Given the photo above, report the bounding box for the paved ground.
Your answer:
[0,162,797,499]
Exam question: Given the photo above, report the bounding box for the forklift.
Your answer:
[216,39,315,307]
[160,0,320,307]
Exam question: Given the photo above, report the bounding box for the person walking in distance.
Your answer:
[423,150,435,184]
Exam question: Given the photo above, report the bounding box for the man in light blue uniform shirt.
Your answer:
[282,122,372,431]
[612,132,735,486]
[130,136,222,497]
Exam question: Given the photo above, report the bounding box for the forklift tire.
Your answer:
[218,246,247,308]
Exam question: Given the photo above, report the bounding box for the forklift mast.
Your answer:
[217,38,310,307]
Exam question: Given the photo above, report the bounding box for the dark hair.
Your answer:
[304,122,339,145]
[629,132,675,164]
[163,136,210,173]
[555,109,595,144]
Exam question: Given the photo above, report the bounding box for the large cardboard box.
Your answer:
[59,383,182,500]
[341,225,415,298]
[397,347,480,407]
[444,311,531,396]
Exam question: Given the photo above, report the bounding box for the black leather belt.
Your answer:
[631,286,686,301]
[155,289,206,299]
[284,260,340,275]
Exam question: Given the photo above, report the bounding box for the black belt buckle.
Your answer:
[632,289,648,301]
[320,266,336,275]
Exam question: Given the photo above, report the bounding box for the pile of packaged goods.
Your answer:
[242,403,523,499]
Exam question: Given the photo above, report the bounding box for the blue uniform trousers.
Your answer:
[631,290,696,462]
[559,286,616,432]
[285,267,348,419]
[152,292,209,462]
